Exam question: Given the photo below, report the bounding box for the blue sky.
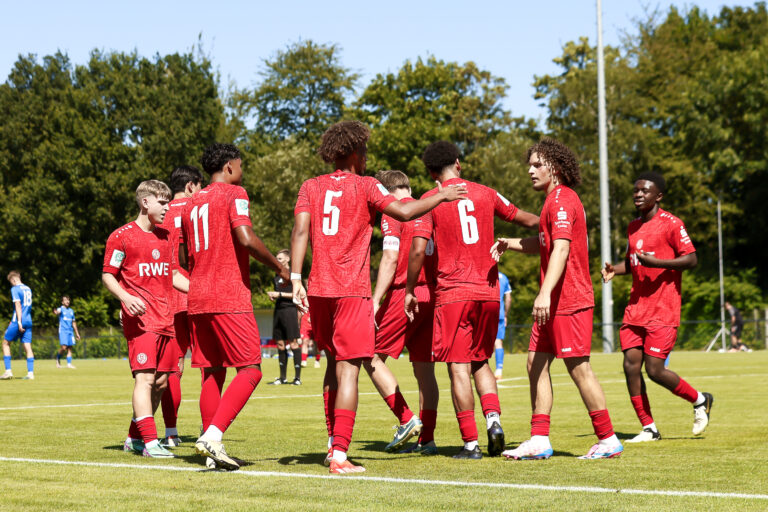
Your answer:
[0,0,750,122]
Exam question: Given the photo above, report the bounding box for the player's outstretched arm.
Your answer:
[511,209,540,229]
[404,236,428,321]
[491,236,539,261]
[533,239,570,326]
[172,269,189,293]
[101,272,146,316]
[601,259,629,282]
[384,182,467,222]
[373,248,399,320]
[290,212,310,313]
[637,251,697,271]
[234,226,289,281]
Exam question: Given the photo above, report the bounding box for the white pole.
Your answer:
[597,0,614,352]
[717,198,726,350]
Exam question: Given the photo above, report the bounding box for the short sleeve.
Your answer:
[669,220,695,257]
[381,214,402,251]
[365,177,396,212]
[229,186,252,229]
[103,232,126,275]
[11,286,21,302]
[493,191,518,222]
[413,210,433,240]
[549,199,577,242]
[294,180,312,215]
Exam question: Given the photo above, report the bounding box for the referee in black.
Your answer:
[268,249,303,384]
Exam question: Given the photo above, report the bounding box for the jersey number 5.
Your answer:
[322,190,343,236]
[190,203,210,252]
[458,199,479,244]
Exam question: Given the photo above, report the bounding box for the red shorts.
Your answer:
[174,311,192,354]
[300,313,313,340]
[190,313,262,368]
[307,296,374,361]
[375,285,434,362]
[620,324,677,359]
[127,331,176,374]
[432,300,498,363]
[529,308,593,358]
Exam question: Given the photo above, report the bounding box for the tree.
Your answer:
[231,40,358,146]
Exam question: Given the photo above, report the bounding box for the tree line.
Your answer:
[0,4,765,346]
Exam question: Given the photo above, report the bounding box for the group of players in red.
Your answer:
[101,120,713,473]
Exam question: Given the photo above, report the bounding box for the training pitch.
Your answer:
[1,350,766,511]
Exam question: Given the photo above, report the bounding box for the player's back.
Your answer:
[162,197,191,314]
[295,170,394,298]
[382,197,434,288]
[418,177,518,305]
[181,182,254,315]
[11,284,33,325]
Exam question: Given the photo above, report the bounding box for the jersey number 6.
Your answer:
[458,199,479,244]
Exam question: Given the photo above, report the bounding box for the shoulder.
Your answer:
[108,223,133,242]
[657,209,685,227]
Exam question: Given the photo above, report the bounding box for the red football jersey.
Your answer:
[160,197,190,314]
[181,182,254,315]
[381,197,436,288]
[412,177,518,306]
[102,222,174,338]
[537,185,593,314]
[623,208,695,326]
[295,170,396,298]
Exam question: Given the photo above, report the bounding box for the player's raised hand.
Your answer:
[490,238,510,262]
[601,262,615,283]
[123,294,146,316]
[436,181,468,202]
[292,280,309,313]
[404,292,419,322]
[532,292,551,326]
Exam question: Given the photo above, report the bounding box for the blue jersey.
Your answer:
[498,272,511,322]
[58,306,76,332]
[11,284,33,327]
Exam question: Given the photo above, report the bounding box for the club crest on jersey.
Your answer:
[138,262,170,277]
[109,250,125,268]
[137,353,147,364]
[636,239,644,250]
[152,249,161,260]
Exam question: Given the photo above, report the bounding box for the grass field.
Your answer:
[1,350,767,511]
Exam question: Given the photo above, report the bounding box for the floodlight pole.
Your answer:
[597,0,614,352]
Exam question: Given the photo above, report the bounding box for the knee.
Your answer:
[645,364,664,383]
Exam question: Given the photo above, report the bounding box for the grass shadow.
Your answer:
[277,452,328,467]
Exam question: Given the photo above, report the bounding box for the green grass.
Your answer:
[1,351,766,511]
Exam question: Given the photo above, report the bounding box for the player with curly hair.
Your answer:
[290,121,467,474]
[493,138,623,460]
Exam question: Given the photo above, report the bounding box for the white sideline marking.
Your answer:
[0,456,766,501]
[1,372,765,412]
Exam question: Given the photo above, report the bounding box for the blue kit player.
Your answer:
[1,271,35,380]
[54,295,81,369]
[494,271,512,380]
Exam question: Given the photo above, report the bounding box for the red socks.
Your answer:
[135,416,158,444]
[332,409,356,452]
[210,367,262,433]
[531,414,551,436]
[456,410,478,443]
[630,394,654,426]
[128,419,141,439]
[673,378,698,403]
[419,409,437,444]
[384,392,414,425]
[301,352,308,363]
[199,370,227,431]
[161,372,182,429]
[479,393,501,417]
[323,390,337,438]
[588,409,615,440]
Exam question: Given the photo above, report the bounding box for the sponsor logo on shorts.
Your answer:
[235,198,249,216]
[137,353,148,364]
[561,347,572,353]
[650,347,661,352]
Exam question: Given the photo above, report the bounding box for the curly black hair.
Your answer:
[201,143,241,176]
[169,165,204,195]
[317,121,370,163]
[526,138,581,187]
[422,141,460,174]
[635,171,666,194]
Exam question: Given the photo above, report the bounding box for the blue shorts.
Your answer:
[59,330,76,346]
[496,318,506,341]
[4,323,32,344]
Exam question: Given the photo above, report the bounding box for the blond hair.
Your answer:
[135,180,172,209]
[7,270,20,282]
[375,170,410,192]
